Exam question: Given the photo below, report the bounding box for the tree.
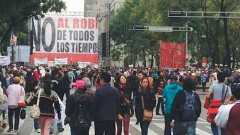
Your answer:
[0,0,65,53]
[110,0,240,68]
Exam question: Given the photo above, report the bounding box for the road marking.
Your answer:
[130,121,158,135]
[2,115,27,135]
[196,128,212,135]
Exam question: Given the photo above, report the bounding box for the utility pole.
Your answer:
[185,24,188,53]
[105,0,110,67]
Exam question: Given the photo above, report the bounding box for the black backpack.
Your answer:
[72,95,91,128]
[181,91,198,121]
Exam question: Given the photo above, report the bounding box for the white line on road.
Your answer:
[130,121,158,135]
[196,128,212,135]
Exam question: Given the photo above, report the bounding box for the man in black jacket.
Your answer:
[172,78,201,135]
[94,72,119,135]
[65,80,93,135]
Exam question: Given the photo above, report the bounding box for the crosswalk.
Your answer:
[28,115,212,135]
[1,92,212,135]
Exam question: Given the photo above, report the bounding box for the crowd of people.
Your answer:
[0,65,239,135]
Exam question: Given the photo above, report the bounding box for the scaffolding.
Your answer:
[104,0,111,66]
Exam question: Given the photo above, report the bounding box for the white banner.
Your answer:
[0,56,10,66]
[7,45,30,62]
[47,61,54,67]
[34,58,48,65]
[33,16,98,54]
[54,58,68,65]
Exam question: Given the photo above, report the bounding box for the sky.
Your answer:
[63,0,84,12]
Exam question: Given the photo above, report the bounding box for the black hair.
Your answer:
[115,74,127,88]
[44,80,52,96]
[133,70,137,75]
[217,72,225,83]
[170,75,177,81]
[183,78,194,92]
[232,84,240,100]
[100,72,111,83]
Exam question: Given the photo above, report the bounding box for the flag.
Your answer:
[10,32,17,46]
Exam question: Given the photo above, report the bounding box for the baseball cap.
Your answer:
[72,80,86,89]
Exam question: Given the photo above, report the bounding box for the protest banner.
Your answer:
[30,16,98,64]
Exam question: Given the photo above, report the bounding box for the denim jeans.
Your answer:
[8,107,21,130]
[211,124,225,135]
[50,120,63,132]
[180,121,196,135]
[164,114,180,135]
[140,121,150,135]
[164,114,173,135]
[34,119,40,130]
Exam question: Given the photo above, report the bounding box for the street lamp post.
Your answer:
[185,24,188,54]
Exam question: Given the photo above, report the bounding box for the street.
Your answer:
[0,89,212,135]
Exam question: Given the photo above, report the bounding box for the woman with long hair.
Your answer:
[116,75,134,135]
[135,77,156,135]
[29,80,61,135]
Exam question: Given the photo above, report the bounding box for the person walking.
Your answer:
[163,75,183,135]
[172,78,201,135]
[135,77,156,135]
[201,72,207,92]
[28,80,61,135]
[222,85,240,134]
[6,77,25,132]
[155,71,165,115]
[65,80,93,135]
[116,75,134,135]
[205,72,231,135]
[0,82,7,127]
[94,72,119,135]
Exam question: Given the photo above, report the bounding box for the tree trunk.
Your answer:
[215,20,220,64]
[150,53,154,68]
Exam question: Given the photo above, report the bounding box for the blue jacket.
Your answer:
[163,83,182,115]
[94,84,119,121]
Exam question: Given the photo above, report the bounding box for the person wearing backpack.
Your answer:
[172,78,201,135]
[65,80,93,135]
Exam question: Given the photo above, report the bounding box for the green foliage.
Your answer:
[0,0,65,53]
[110,0,240,68]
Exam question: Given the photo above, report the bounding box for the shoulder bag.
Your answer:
[141,95,153,122]
[30,88,42,119]
[18,87,26,107]
[207,84,228,123]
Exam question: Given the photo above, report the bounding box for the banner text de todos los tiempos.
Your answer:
[32,16,98,54]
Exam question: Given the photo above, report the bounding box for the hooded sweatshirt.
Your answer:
[163,83,182,115]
